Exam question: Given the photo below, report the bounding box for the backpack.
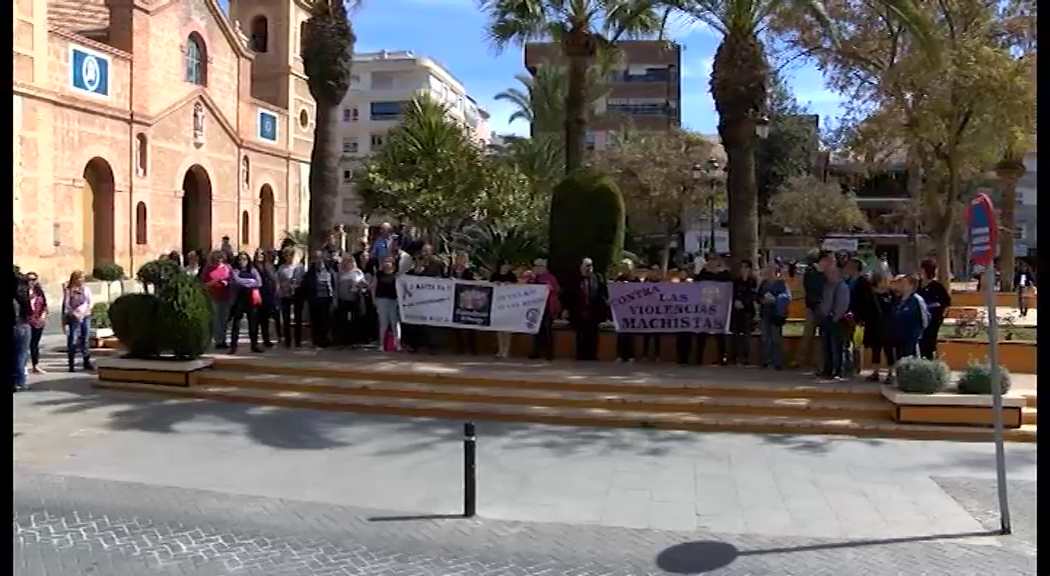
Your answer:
[913,293,931,331]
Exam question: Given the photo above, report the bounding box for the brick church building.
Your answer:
[14,0,316,284]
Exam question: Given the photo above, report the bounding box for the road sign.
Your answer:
[967,193,997,267]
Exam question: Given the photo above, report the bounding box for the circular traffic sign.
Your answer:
[967,192,997,267]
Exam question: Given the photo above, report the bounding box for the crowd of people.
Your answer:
[15,220,1013,392]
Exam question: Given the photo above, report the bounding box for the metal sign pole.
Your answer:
[984,261,1012,535]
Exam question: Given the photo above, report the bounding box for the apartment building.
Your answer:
[524,40,682,150]
[336,50,491,222]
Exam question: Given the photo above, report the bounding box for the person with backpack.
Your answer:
[891,274,930,360]
[757,261,791,370]
[863,273,899,383]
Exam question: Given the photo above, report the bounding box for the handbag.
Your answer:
[250,288,263,307]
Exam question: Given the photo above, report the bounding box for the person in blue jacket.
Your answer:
[757,261,792,370]
[891,274,930,360]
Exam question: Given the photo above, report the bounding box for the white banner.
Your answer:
[396,277,550,334]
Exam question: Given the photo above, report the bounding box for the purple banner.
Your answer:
[607,281,733,333]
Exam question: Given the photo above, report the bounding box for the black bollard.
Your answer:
[463,422,477,518]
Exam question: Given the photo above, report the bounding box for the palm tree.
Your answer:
[670,0,929,266]
[301,0,356,250]
[481,0,666,173]
[494,67,568,135]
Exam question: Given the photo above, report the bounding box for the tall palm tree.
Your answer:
[301,0,356,249]
[670,0,929,266]
[494,67,568,135]
[481,0,666,173]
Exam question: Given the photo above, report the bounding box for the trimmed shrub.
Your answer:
[136,258,182,292]
[156,274,213,360]
[956,363,1012,395]
[109,293,164,359]
[91,262,125,282]
[894,356,951,394]
[549,168,625,283]
[90,303,111,330]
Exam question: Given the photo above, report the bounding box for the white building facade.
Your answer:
[335,50,491,224]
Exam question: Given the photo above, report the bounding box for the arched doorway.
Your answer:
[83,157,116,271]
[181,165,213,254]
[259,184,275,249]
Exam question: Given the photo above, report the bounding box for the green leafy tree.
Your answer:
[301,0,356,249]
[767,175,871,241]
[669,0,931,268]
[481,0,667,173]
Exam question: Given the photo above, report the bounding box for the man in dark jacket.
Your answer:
[567,258,608,361]
[693,254,733,365]
[792,250,834,369]
[729,259,758,365]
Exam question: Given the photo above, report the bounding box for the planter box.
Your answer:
[95,357,214,387]
[881,385,1024,428]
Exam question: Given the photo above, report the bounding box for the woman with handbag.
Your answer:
[61,271,94,372]
[228,252,264,354]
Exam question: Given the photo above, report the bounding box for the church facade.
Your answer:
[14,0,316,284]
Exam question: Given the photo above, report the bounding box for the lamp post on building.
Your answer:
[695,158,722,254]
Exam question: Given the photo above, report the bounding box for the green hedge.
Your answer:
[549,168,625,283]
[894,356,951,394]
[956,363,1012,395]
[109,273,212,361]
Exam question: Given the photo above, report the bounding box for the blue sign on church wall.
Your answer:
[258,109,279,143]
[69,45,110,98]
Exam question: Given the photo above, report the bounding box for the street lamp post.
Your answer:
[703,158,721,254]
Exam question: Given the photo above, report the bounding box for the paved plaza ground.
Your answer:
[14,341,1038,575]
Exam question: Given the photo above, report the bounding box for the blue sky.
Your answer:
[221,0,845,136]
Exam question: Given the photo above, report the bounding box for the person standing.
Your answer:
[916,259,951,360]
[793,250,834,370]
[334,258,366,347]
[253,250,280,347]
[228,252,264,354]
[61,271,94,372]
[816,265,850,381]
[691,254,732,366]
[301,251,336,348]
[729,259,758,365]
[372,256,402,352]
[1015,260,1034,317]
[864,273,898,383]
[489,261,518,358]
[640,267,665,362]
[370,222,396,261]
[13,270,32,391]
[757,262,790,370]
[275,248,305,348]
[201,251,233,349]
[892,274,930,360]
[449,251,478,355]
[528,259,561,361]
[612,259,638,363]
[567,258,607,361]
[25,272,48,374]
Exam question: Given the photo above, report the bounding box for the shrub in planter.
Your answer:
[136,258,182,292]
[956,363,1012,395]
[91,262,125,283]
[109,293,164,359]
[156,274,213,360]
[549,168,625,284]
[90,303,111,330]
[894,356,951,394]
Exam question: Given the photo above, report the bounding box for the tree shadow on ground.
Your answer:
[759,432,886,455]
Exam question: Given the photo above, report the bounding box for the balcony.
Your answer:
[606,103,672,117]
[609,69,673,83]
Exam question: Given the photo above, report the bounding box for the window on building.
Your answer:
[241,211,250,245]
[250,16,268,53]
[350,74,362,88]
[370,101,407,121]
[342,107,359,122]
[370,134,385,148]
[185,33,207,86]
[585,132,596,152]
[342,169,353,183]
[1014,226,1027,240]
[298,21,306,57]
[342,138,359,154]
[135,133,148,177]
[135,202,148,245]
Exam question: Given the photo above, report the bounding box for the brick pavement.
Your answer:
[13,469,1036,576]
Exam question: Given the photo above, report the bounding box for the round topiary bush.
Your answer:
[156,274,213,360]
[108,293,164,359]
[90,302,111,330]
[91,262,125,283]
[549,168,625,284]
[956,363,1012,395]
[894,356,951,394]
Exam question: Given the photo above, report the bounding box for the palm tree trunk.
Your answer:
[719,119,759,267]
[308,104,339,250]
[564,54,589,173]
[996,159,1025,292]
